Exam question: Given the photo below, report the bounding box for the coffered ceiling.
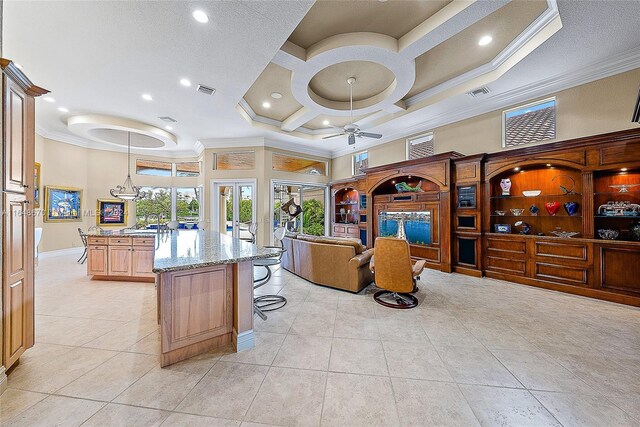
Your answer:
[240,0,561,137]
[4,0,640,158]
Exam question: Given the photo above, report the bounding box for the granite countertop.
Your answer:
[152,230,282,273]
[85,229,159,237]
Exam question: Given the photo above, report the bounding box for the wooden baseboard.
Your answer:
[160,333,231,367]
[452,266,483,277]
[485,271,640,307]
[90,275,155,283]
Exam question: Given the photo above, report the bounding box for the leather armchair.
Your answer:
[370,237,425,308]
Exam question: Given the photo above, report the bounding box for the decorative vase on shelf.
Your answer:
[630,220,640,241]
[545,201,561,216]
[563,201,580,216]
[500,178,512,196]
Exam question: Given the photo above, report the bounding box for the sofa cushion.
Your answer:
[296,234,364,254]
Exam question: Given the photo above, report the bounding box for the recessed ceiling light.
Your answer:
[14,63,23,70]
[43,96,55,103]
[262,101,271,108]
[271,92,282,99]
[192,10,209,23]
[57,107,69,113]
[478,35,493,46]
[165,125,173,131]
[514,167,520,171]
[322,120,330,126]
[179,78,192,87]
[621,167,628,172]
[546,163,552,167]
[141,93,153,101]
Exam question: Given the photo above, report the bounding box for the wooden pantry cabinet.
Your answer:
[87,236,156,281]
[1,59,48,372]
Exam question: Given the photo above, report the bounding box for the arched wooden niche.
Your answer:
[363,152,462,272]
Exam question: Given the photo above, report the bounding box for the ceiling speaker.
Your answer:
[633,88,640,123]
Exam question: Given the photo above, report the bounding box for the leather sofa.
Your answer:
[281,233,374,293]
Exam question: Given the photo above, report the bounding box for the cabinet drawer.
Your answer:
[534,241,589,262]
[109,237,132,246]
[333,225,346,234]
[486,237,526,258]
[534,262,589,286]
[133,237,155,247]
[88,236,108,245]
[487,255,526,275]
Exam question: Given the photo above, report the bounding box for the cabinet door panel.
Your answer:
[3,194,32,368]
[132,248,155,278]
[4,78,28,193]
[87,246,108,275]
[108,246,132,276]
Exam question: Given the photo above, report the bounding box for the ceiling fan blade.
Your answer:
[322,133,346,140]
[348,134,356,145]
[358,132,383,139]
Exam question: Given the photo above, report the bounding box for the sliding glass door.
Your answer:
[212,180,256,240]
[271,181,328,241]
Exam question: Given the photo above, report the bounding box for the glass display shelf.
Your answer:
[336,202,359,206]
[490,193,581,200]
[594,215,640,218]
[594,191,640,196]
[491,214,582,218]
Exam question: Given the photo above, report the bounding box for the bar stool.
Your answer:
[253,227,287,320]
[77,228,88,264]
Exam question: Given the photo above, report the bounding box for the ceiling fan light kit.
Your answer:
[322,77,383,145]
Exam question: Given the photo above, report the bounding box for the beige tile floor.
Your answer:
[2,252,640,426]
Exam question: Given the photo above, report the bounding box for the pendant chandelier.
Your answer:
[110,131,142,201]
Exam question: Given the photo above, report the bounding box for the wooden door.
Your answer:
[108,246,132,276]
[3,76,31,194]
[132,247,154,278]
[2,193,33,368]
[87,245,108,275]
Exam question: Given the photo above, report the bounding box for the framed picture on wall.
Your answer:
[97,199,127,226]
[44,186,82,222]
[34,162,41,208]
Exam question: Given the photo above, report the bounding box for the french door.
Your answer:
[212,180,256,240]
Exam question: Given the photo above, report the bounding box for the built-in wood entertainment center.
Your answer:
[330,128,640,306]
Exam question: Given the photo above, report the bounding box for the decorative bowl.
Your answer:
[550,230,579,238]
[510,208,524,216]
[598,229,619,240]
[522,190,542,197]
[495,210,506,216]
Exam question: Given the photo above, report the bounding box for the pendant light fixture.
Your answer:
[110,131,142,201]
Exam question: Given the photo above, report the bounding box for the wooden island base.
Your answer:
[156,261,255,367]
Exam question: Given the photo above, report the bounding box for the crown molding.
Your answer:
[404,0,560,108]
[330,47,640,158]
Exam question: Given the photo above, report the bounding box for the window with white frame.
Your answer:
[135,187,201,229]
[352,151,368,175]
[407,132,434,160]
[503,97,556,148]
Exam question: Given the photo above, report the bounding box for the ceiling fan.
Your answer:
[322,77,382,145]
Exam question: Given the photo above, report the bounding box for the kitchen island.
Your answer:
[153,230,280,367]
[86,229,158,281]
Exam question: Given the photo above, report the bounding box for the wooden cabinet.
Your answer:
[87,245,108,275]
[108,246,132,276]
[132,247,155,278]
[88,235,155,281]
[1,59,47,371]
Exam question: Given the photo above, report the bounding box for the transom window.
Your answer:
[503,97,556,148]
[352,151,368,176]
[407,132,434,160]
